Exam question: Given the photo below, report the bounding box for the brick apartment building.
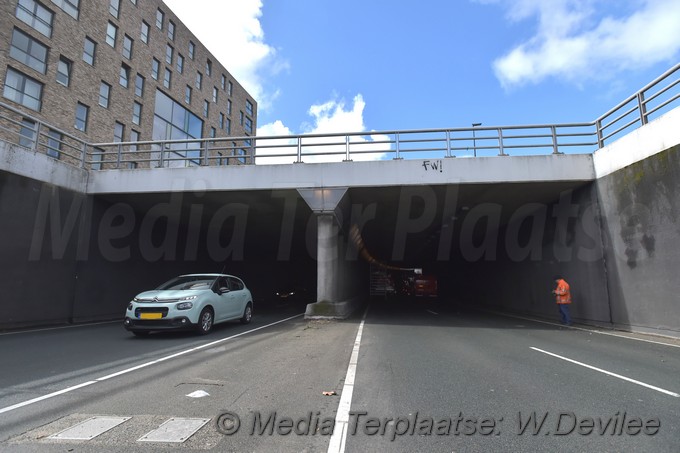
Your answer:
[0,0,257,168]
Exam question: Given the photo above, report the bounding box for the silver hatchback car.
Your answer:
[124,274,253,336]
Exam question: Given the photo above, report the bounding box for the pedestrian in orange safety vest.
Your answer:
[552,275,572,326]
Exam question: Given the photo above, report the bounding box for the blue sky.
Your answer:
[164,0,680,155]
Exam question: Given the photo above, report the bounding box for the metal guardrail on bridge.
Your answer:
[1,63,679,170]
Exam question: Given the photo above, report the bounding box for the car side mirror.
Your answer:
[219,286,230,294]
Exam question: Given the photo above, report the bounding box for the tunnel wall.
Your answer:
[595,144,680,336]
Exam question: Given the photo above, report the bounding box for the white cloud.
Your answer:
[163,0,287,111]
[256,95,391,164]
[489,0,680,88]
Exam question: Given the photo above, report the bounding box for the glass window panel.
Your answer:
[17,0,54,38]
[83,37,96,65]
[154,90,173,122]
[47,129,61,158]
[51,0,79,19]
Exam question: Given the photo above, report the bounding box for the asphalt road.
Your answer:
[0,300,678,452]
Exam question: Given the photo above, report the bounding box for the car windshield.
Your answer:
[156,275,216,291]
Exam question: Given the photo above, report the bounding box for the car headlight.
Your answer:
[133,297,140,302]
[176,302,194,310]
[179,295,197,301]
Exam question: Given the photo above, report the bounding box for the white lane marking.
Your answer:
[531,347,680,398]
[426,310,439,316]
[493,311,680,349]
[0,314,303,415]
[0,380,97,415]
[0,321,119,336]
[48,416,131,440]
[327,309,369,453]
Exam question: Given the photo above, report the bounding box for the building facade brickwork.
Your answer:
[0,0,257,168]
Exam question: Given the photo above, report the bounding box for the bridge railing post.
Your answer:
[296,137,303,163]
[551,126,560,154]
[394,133,402,160]
[497,128,506,156]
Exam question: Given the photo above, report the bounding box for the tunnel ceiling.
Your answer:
[97,180,590,267]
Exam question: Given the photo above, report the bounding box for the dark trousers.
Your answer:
[558,304,572,325]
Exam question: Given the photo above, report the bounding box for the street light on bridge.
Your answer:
[472,123,482,157]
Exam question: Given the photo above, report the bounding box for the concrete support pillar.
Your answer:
[316,213,339,304]
[298,187,361,318]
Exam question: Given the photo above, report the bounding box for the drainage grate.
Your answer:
[48,416,131,440]
[137,417,210,443]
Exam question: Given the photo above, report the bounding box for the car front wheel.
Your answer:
[198,308,214,335]
[240,303,252,324]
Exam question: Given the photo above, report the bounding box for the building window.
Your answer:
[246,99,254,116]
[188,41,195,59]
[132,102,142,124]
[75,102,88,131]
[244,117,253,134]
[227,99,232,115]
[221,74,226,90]
[176,54,183,73]
[135,73,144,97]
[91,147,103,170]
[212,87,218,103]
[120,63,130,87]
[227,81,233,96]
[219,112,224,129]
[206,59,212,77]
[239,111,244,126]
[152,89,204,166]
[10,28,49,74]
[226,118,231,134]
[114,121,124,142]
[128,161,138,169]
[20,118,36,148]
[51,0,79,19]
[109,0,119,18]
[129,0,136,5]
[195,71,202,89]
[218,152,223,165]
[151,58,159,80]
[83,36,96,65]
[163,68,171,89]
[56,56,71,86]
[47,128,61,158]
[3,68,43,111]
[16,0,54,38]
[129,129,139,151]
[203,100,209,117]
[106,22,117,47]
[141,20,149,44]
[210,127,216,139]
[185,85,191,104]
[165,44,173,65]
[155,8,164,29]
[168,20,175,41]
[123,35,133,59]
[99,81,111,107]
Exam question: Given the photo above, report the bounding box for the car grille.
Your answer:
[135,307,169,318]
[136,298,181,303]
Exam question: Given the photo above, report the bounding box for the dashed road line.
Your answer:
[531,346,680,398]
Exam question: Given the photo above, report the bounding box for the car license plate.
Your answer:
[140,313,162,319]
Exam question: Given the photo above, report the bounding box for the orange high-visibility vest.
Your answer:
[555,279,572,304]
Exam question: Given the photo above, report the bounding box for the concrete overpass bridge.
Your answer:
[1,64,680,337]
